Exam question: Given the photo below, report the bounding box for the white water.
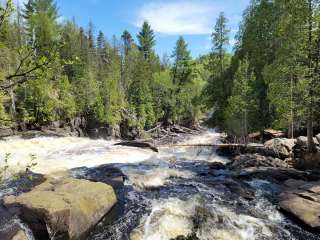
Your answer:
[0,130,297,240]
[0,137,156,176]
[0,130,226,177]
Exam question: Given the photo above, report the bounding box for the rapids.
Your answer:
[0,130,319,240]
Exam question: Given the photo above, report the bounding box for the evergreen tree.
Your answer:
[121,30,133,56]
[225,58,255,142]
[171,36,192,85]
[137,21,155,60]
[212,12,230,75]
[128,53,155,130]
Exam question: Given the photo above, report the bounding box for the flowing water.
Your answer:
[0,130,319,240]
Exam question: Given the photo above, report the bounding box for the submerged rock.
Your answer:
[3,178,117,240]
[279,179,320,229]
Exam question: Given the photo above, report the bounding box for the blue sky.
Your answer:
[20,0,251,58]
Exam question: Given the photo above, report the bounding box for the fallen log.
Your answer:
[114,141,159,152]
[166,143,246,148]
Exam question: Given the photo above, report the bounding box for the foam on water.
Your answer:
[0,137,157,175]
[130,194,284,240]
[0,130,226,177]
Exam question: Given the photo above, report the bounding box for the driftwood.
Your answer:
[166,143,245,148]
[114,141,159,152]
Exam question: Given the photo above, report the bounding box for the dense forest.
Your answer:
[0,0,320,148]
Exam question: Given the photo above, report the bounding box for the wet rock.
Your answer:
[279,179,320,229]
[224,179,255,200]
[238,167,317,183]
[114,141,158,152]
[0,205,29,240]
[3,178,117,240]
[208,162,226,170]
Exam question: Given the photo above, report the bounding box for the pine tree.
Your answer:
[137,21,155,60]
[23,0,59,54]
[121,30,133,56]
[170,37,196,124]
[212,12,230,75]
[171,36,192,85]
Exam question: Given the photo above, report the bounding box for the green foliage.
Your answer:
[0,93,9,125]
[0,0,207,136]
[128,53,156,130]
[137,21,156,60]
[224,58,256,139]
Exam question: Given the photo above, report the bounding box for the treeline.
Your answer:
[0,0,207,136]
[204,0,320,149]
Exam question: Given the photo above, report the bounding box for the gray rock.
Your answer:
[229,154,288,171]
[264,138,296,158]
[296,136,319,146]
[0,127,13,138]
[279,179,320,229]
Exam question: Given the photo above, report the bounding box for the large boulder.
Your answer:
[293,136,320,170]
[263,138,296,159]
[229,154,288,171]
[296,136,319,146]
[279,179,320,229]
[4,178,117,240]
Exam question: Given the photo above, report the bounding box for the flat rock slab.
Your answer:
[279,179,320,229]
[4,178,117,240]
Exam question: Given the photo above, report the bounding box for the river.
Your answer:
[0,130,319,240]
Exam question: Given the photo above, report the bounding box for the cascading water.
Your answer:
[0,130,319,240]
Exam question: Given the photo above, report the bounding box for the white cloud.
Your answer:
[135,1,220,35]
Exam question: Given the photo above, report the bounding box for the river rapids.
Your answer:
[0,130,319,240]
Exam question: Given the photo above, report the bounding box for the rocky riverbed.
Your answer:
[0,130,320,240]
